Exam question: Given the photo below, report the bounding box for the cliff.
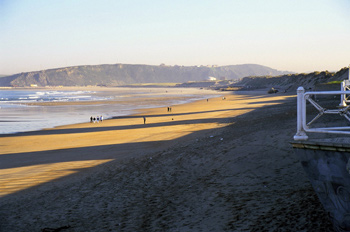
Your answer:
[0,64,289,87]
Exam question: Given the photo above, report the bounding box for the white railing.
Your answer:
[294,86,350,140]
[340,80,350,107]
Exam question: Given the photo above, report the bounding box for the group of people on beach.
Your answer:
[90,115,103,123]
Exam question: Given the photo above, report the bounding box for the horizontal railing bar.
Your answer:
[309,126,350,130]
[305,91,350,95]
[305,129,350,135]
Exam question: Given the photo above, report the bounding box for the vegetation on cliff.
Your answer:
[236,67,349,91]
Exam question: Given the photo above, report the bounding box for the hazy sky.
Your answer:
[1,0,349,75]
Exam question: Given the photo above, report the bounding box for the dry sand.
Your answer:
[0,91,334,231]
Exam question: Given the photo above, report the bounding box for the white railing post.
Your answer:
[340,80,347,107]
[294,86,308,140]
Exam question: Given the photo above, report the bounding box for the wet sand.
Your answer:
[0,91,334,231]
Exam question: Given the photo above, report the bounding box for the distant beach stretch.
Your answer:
[0,89,334,231]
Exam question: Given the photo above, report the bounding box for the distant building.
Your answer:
[30,84,38,87]
[207,76,217,81]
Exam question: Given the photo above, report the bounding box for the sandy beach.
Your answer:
[0,90,334,231]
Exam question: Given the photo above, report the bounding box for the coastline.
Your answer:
[0,86,223,135]
[0,91,334,231]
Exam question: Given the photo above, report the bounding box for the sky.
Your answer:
[0,0,349,75]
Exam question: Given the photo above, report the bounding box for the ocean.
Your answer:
[0,87,220,134]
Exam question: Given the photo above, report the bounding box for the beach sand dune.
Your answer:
[0,91,334,231]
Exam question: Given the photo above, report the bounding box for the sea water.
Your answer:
[0,87,220,134]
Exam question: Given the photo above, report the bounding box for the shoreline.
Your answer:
[0,86,224,135]
[0,89,276,137]
[1,91,334,231]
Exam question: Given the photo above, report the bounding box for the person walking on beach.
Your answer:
[96,116,100,123]
[143,116,146,124]
[90,116,93,123]
[100,115,103,122]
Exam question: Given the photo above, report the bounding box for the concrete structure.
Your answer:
[292,138,350,231]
